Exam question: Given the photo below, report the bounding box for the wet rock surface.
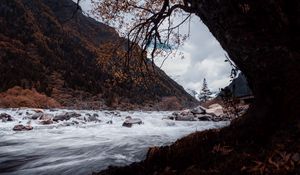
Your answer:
[53,112,81,122]
[166,104,236,122]
[190,106,206,114]
[13,124,33,131]
[0,113,13,122]
[30,113,43,120]
[122,116,143,127]
[85,115,101,122]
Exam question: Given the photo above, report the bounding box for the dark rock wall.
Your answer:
[190,0,300,121]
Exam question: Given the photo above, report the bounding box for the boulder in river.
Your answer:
[168,110,196,121]
[39,114,53,120]
[40,119,53,125]
[53,112,81,122]
[196,114,214,121]
[86,115,101,122]
[165,104,234,122]
[175,114,196,121]
[179,109,191,116]
[106,120,113,124]
[0,113,13,122]
[190,106,206,114]
[206,103,224,116]
[13,124,33,131]
[38,114,54,125]
[30,113,43,120]
[122,117,143,127]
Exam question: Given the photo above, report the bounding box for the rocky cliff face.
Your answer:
[221,73,253,98]
[0,0,197,109]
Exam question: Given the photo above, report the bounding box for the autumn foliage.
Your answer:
[0,86,61,108]
[156,96,182,110]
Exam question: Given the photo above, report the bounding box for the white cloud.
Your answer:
[156,17,232,92]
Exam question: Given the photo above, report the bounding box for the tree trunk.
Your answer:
[191,0,300,130]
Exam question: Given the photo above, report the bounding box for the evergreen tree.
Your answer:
[199,78,212,102]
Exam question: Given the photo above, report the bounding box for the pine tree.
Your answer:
[199,78,212,102]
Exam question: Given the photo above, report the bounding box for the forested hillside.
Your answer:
[0,0,197,109]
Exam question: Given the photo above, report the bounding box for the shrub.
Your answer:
[0,86,61,108]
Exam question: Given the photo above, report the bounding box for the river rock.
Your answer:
[106,120,113,124]
[190,106,206,114]
[13,124,33,131]
[196,114,214,121]
[53,112,81,122]
[175,114,196,121]
[122,118,143,127]
[86,115,101,122]
[217,114,231,121]
[39,114,54,125]
[179,109,191,116]
[39,114,53,120]
[171,112,180,117]
[72,120,79,125]
[40,119,53,125]
[53,115,69,122]
[62,121,78,126]
[206,103,224,116]
[0,113,13,122]
[30,113,43,120]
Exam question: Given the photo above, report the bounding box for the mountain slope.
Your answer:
[0,0,197,109]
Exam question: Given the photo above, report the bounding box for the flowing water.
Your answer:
[0,108,229,175]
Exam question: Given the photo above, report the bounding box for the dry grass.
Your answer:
[0,86,61,108]
[156,96,183,110]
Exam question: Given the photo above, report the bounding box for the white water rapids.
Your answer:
[0,108,229,175]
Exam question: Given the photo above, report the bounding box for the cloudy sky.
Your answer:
[78,0,232,92]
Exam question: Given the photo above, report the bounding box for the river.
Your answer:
[0,108,229,175]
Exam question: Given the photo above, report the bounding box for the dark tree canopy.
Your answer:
[89,0,196,65]
[87,0,300,126]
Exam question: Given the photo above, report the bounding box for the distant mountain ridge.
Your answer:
[0,0,197,109]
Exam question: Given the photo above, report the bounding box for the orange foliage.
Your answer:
[0,86,61,108]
